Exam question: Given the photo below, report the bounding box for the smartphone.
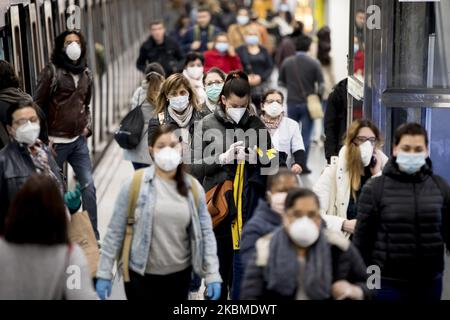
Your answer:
[370,155,377,168]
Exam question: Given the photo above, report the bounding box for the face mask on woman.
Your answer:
[206,84,223,103]
[288,217,320,248]
[268,192,288,215]
[14,121,41,145]
[169,95,190,112]
[226,107,246,124]
[154,146,182,172]
[359,140,374,167]
[396,152,426,175]
[186,66,204,80]
[264,102,283,118]
[215,43,229,53]
[237,15,249,26]
[66,42,82,61]
[245,35,259,46]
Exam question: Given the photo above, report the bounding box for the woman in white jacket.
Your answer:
[259,89,305,174]
[313,119,388,234]
[123,63,165,170]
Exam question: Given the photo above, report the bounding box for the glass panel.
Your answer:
[390,1,450,89]
[0,36,4,60]
[350,0,366,81]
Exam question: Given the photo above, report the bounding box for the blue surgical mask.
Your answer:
[205,84,223,103]
[354,44,359,54]
[215,42,229,53]
[245,35,259,46]
[396,152,426,175]
[236,15,249,26]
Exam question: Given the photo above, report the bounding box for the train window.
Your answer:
[0,37,4,60]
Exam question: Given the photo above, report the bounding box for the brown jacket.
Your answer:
[34,64,92,139]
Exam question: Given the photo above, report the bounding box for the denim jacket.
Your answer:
[96,166,222,284]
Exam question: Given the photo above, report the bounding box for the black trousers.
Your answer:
[124,267,191,300]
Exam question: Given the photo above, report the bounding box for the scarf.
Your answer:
[54,53,86,75]
[261,114,283,135]
[168,104,194,129]
[0,88,33,104]
[265,225,333,299]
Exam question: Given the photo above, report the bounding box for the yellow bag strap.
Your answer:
[231,163,245,251]
[121,169,144,283]
[189,176,199,212]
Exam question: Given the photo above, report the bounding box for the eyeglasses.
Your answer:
[354,136,377,145]
[13,116,39,126]
[205,80,224,87]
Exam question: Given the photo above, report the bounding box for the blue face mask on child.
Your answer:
[396,152,426,175]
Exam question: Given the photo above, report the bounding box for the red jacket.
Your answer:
[204,49,243,74]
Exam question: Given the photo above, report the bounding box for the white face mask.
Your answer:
[236,15,250,26]
[154,147,182,172]
[14,121,40,145]
[264,102,283,118]
[268,192,287,215]
[226,107,246,124]
[66,42,82,61]
[186,66,204,80]
[359,140,374,167]
[288,217,320,248]
[169,95,190,112]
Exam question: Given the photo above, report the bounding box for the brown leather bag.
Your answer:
[205,180,234,228]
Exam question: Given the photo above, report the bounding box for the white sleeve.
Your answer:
[313,165,333,216]
[289,119,305,153]
[322,214,345,233]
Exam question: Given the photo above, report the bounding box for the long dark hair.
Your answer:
[51,30,87,69]
[219,70,251,109]
[149,124,188,197]
[317,26,331,66]
[4,175,69,245]
[0,60,20,90]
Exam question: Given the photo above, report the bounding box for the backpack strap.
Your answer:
[194,25,201,42]
[208,25,215,42]
[121,169,144,283]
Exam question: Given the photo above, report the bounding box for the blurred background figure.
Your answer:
[182,52,207,106]
[0,175,97,300]
[204,33,243,74]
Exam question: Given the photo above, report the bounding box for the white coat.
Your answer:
[270,117,305,166]
[313,146,389,232]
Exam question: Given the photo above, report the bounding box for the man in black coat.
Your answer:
[136,21,184,76]
[353,123,450,301]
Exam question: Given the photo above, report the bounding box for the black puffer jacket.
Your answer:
[240,199,282,268]
[353,158,450,282]
[0,141,64,234]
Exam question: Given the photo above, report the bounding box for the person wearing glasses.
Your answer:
[201,67,226,117]
[313,119,388,235]
[0,101,65,234]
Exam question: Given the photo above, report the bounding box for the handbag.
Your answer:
[68,211,100,277]
[293,57,324,120]
[205,180,234,228]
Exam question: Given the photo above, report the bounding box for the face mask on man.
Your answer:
[206,84,223,103]
[359,140,374,167]
[237,15,250,26]
[226,107,246,124]
[268,192,288,215]
[154,147,182,172]
[186,66,204,80]
[288,217,320,248]
[169,95,190,113]
[66,42,82,61]
[14,121,40,145]
[264,102,283,118]
[215,43,229,53]
[396,152,426,175]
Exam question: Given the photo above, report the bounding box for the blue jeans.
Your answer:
[375,275,443,301]
[287,102,313,160]
[232,250,243,300]
[54,136,99,239]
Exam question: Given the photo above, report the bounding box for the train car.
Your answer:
[0,0,164,167]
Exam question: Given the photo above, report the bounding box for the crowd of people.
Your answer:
[0,0,449,302]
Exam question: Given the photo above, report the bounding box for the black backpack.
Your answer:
[114,102,145,149]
